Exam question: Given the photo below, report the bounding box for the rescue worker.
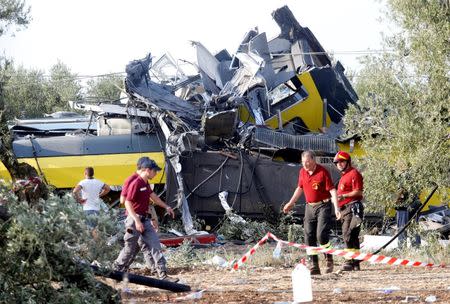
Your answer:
[121,157,159,232]
[333,151,364,271]
[283,150,340,275]
[119,156,160,276]
[114,158,178,282]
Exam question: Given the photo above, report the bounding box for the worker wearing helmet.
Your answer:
[283,150,340,275]
[334,151,364,271]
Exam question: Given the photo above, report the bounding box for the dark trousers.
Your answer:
[340,202,363,250]
[396,209,421,248]
[304,202,332,252]
[396,209,408,247]
[341,211,360,250]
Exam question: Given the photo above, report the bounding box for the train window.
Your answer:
[269,77,308,106]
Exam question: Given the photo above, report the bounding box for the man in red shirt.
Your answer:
[121,157,159,231]
[283,151,340,275]
[334,151,364,271]
[114,158,177,282]
[118,157,162,275]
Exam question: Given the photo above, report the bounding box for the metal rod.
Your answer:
[373,185,438,254]
[90,265,191,292]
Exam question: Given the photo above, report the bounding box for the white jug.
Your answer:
[291,260,313,303]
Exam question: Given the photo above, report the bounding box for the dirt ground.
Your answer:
[106,255,450,303]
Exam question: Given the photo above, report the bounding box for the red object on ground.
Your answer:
[160,233,217,247]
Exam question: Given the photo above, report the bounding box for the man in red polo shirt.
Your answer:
[121,157,160,231]
[118,157,163,275]
[114,158,178,282]
[334,151,364,271]
[283,150,340,275]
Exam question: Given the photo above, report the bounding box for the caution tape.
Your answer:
[233,232,445,270]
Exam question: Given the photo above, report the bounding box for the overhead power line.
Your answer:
[271,49,396,56]
[1,49,398,79]
[1,71,126,79]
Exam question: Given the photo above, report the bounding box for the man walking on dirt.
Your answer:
[283,150,340,275]
[121,157,160,232]
[333,151,364,271]
[119,156,162,276]
[114,158,178,282]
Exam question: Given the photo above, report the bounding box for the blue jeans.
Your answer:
[84,210,100,228]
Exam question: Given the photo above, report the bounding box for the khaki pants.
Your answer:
[114,216,166,276]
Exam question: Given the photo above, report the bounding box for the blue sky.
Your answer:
[0,0,389,76]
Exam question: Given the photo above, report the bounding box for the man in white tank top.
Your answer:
[73,167,110,235]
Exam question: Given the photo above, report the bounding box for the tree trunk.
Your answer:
[0,84,48,203]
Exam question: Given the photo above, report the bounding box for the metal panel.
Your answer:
[166,151,341,219]
[13,134,163,158]
[252,127,338,154]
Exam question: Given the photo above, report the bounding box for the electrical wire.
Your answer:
[185,156,230,200]
[210,150,246,233]
[2,71,126,79]
[183,149,261,199]
[270,49,396,56]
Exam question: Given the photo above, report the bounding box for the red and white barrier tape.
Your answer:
[233,232,445,270]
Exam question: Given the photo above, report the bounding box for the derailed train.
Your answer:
[1,6,365,227]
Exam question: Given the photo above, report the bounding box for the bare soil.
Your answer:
[106,260,450,303]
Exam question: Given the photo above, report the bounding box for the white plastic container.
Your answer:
[291,261,313,303]
[272,241,282,259]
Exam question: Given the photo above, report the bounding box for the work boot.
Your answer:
[341,260,353,271]
[353,259,361,271]
[324,254,334,273]
[159,272,179,283]
[307,255,321,275]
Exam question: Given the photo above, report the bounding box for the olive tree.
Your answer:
[0,0,30,36]
[85,73,124,103]
[0,6,120,301]
[0,0,31,179]
[344,0,449,212]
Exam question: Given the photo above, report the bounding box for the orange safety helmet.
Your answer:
[333,151,351,164]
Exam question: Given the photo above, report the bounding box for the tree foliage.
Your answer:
[45,61,82,112]
[0,189,121,303]
[344,0,449,212]
[1,60,81,120]
[0,4,122,301]
[0,0,31,179]
[85,74,124,103]
[0,0,30,36]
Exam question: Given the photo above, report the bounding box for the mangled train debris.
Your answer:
[419,206,450,237]
[1,6,362,233]
[122,5,359,233]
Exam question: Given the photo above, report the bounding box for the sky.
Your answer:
[0,0,389,77]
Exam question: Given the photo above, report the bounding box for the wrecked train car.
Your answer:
[1,106,166,189]
[1,6,360,231]
[122,6,359,232]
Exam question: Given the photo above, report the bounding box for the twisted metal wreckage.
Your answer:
[2,6,361,234]
[118,5,358,234]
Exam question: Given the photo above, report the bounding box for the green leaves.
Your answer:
[85,74,124,103]
[0,189,121,303]
[1,61,81,120]
[0,0,31,36]
[345,0,449,213]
